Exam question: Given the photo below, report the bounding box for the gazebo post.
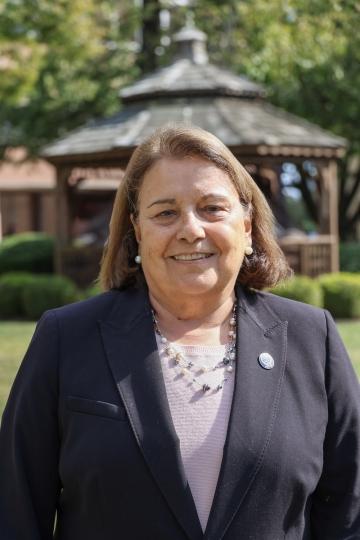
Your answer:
[54,165,72,274]
[318,160,339,272]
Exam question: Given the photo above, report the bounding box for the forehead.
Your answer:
[138,157,238,203]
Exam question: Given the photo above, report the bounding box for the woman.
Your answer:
[0,125,359,540]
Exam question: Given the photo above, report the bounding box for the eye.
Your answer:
[155,209,177,218]
[203,205,225,214]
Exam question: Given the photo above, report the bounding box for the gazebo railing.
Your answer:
[279,235,339,277]
[58,235,338,287]
[61,245,104,287]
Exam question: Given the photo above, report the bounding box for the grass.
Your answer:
[0,321,36,415]
[0,320,359,418]
[336,320,360,376]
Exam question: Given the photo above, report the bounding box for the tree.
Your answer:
[189,0,360,239]
[0,0,140,155]
[137,0,162,73]
[0,0,358,238]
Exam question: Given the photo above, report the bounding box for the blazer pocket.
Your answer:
[66,396,127,421]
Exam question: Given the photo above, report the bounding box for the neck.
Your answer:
[149,290,236,345]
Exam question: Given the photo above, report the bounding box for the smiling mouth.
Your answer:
[171,253,214,261]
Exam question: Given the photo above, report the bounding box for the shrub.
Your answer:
[22,275,79,320]
[82,283,102,299]
[0,272,35,319]
[0,232,54,275]
[318,273,360,319]
[340,243,360,273]
[270,276,323,307]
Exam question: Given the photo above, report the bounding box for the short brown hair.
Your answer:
[99,124,291,290]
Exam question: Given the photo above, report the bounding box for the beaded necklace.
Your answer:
[152,301,237,394]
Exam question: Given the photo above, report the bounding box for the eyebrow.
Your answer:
[146,198,176,209]
[146,193,232,209]
[202,193,231,202]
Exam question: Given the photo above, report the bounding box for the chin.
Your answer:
[170,277,220,296]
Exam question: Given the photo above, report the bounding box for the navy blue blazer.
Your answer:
[0,285,360,540]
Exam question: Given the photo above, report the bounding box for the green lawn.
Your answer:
[0,322,36,416]
[337,320,360,375]
[0,320,359,418]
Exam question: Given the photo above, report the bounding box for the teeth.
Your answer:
[173,253,212,261]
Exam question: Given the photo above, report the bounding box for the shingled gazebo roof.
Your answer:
[43,22,346,163]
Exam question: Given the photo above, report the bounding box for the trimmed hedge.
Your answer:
[270,273,360,318]
[0,272,78,320]
[1,270,359,320]
[82,283,102,299]
[0,272,35,319]
[0,232,54,275]
[318,273,360,319]
[270,276,323,307]
[22,275,79,319]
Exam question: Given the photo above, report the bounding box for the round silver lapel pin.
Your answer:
[258,352,275,370]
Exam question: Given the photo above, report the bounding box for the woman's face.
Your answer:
[132,156,252,304]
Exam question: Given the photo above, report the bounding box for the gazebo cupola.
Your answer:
[173,21,208,65]
[43,19,346,285]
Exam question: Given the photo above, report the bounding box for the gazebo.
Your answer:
[43,22,346,286]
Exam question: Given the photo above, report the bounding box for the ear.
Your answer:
[244,215,252,243]
[130,214,141,243]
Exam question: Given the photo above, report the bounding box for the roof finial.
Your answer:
[185,11,195,27]
[173,12,208,65]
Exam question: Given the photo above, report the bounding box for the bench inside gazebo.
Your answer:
[42,21,346,287]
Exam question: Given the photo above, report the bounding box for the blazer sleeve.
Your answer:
[0,311,61,540]
[311,309,360,539]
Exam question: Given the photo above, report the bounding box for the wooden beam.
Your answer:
[43,143,346,169]
[54,166,72,275]
[318,161,339,236]
[43,149,133,168]
[232,144,346,160]
[318,160,339,272]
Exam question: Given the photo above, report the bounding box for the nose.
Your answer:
[176,211,206,243]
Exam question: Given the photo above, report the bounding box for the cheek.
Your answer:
[212,222,246,255]
[139,226,170,258]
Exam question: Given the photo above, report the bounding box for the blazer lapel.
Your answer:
[204,288,288,540]
[99,287,203,540]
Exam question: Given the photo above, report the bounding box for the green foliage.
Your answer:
[82,282,102,299]
[340,243,360,273]
[192,0,360,144]
[0,271,79,320]
[2,0,359,154]
[270,272,360,318]
[0,0,358,236]
[270,275,323,307]
[22,274,79,319]
[0,0,139,152]
[0,232,54,274]
[318,273,360,319]
[191,0,360,239]
[0,272,35,319]
[283,195,317,234]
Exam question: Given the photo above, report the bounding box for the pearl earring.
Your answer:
[245,246,253,256]
[135,255,142,264]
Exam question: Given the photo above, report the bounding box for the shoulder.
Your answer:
[256,289,325,320]
[247,288,328,336]
[42,287,145,331]
[50,289,120,320]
